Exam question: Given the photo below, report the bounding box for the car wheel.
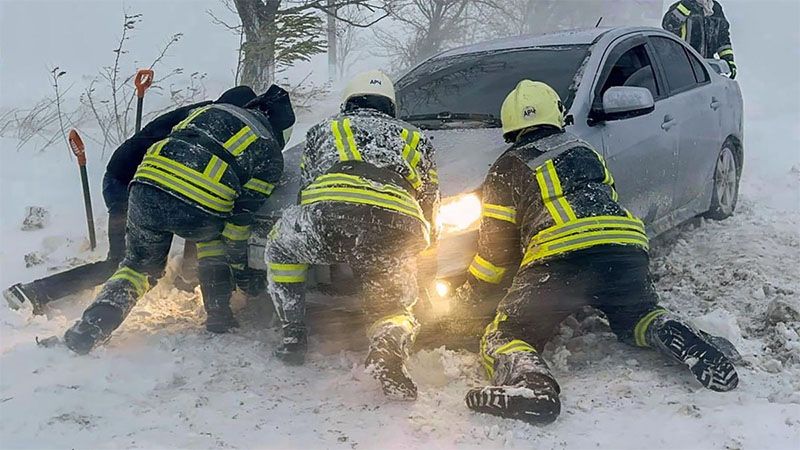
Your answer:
[705,144,739,220]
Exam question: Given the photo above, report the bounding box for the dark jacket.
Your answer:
[465,128,648,292]
[301,108,440,244]
[106,86,258,186]
[131,103,284,225]
[663,1,735,66]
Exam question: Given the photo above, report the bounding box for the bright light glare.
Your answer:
[437,193,481,232]
[435,280,451,297]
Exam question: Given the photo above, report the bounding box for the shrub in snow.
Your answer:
[21,206,49,231]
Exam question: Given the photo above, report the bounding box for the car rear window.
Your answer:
[396,45,590,126]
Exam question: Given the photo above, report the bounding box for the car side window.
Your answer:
[600,44,660,100]
[686,48,710,84]
[651,37,698,93]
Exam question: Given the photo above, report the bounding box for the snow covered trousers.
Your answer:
[266,203,429,352]
[79,184,234,330]
[481,245,666,384]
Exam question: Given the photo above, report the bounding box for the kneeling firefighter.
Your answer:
[454,80,739,424]
[64,85,295,354]
[3,87,258,312]
[265,70,440,400]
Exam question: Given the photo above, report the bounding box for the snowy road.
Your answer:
[1,179,798,449]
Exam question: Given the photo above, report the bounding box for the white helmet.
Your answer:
[341,70,396,114]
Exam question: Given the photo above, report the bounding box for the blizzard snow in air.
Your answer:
[1,1,799,449]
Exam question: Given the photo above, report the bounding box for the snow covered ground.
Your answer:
[2,2,799,449]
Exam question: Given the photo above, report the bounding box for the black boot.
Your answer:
[274,323,307,366]
[205,306,239,334]
[365,332,417,401]
[64,304,124,355]
[465,352,561,424]
[3,283,45,313]
[647,315,739,392]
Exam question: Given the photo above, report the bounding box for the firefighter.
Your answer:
[3,86,258,312]
[454,80,739,424]
[663,0,737,78]
[63,85,295,355]
[265,70,439,400]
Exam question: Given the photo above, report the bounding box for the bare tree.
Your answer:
[373,0,479,71]
[210,0,391,91]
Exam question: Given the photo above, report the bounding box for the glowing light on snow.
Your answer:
[435,280,451,298]
[437,193,481,233]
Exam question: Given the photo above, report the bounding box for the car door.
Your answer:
[649,35,723,216]
[590,37,678,227]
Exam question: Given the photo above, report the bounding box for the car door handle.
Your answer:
[661,115,676,131]
[710,97,721,111]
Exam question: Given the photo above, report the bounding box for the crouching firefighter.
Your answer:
[265,70,440,400]
[63,85,295,355]
[663,0,738,78]
[454,80,739,424]
[3,87,258,312]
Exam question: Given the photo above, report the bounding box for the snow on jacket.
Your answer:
[301,108,440,243]
[131,103,284,227]
[465,128,648,292]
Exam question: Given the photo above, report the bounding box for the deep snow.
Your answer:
[2,1,800,449]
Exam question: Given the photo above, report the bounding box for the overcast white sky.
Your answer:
[1,0,798,112]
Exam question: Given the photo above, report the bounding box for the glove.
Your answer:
[728,62,737,80]
[233,266,267,296]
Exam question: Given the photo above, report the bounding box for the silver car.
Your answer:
[252,26,744,287]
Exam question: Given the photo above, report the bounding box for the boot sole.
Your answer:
[658,320,739,392]
[465,386,560,424]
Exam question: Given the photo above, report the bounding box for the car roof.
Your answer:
[432,26,658,59]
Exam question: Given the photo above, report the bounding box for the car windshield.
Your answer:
[397,45,590,129]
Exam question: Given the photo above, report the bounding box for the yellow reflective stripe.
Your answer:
[369,313,416,336]
[522,229,649,267]
[676,3,691,15]
[480,312,508,378]
[109,267,150,297]
[222,126,258,156]
[428,169,439,184]
[142,154,236,198]
[401,129,423,189]
[301,188,425,223]
[680,23,687,40]
[634,309,668,347]
[718,49,734,58]
[482,203,517,224]
[331,120,349,161]
[311,173,412,199]
[342,118,362,161]
[531,215,646,246]
[468,254,507,284]
[134,167,234,213]
[203,156,229,182]
[197,240,225,259]
[535,160,577,225]
[495,339,536,356]
[268,263,309,283]
[222,223,251,241]
[243,178,275,196]
[173,106,211,131]
[147,139,170,156]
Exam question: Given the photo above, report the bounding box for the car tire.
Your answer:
[705,143,739,220]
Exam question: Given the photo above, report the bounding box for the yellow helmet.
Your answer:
[500,80,565,141]
[341,70,396,112]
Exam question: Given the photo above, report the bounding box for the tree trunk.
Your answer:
[233,0,280,91]
[327,0,338,81]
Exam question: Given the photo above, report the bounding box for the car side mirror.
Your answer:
[600,86,655,121]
